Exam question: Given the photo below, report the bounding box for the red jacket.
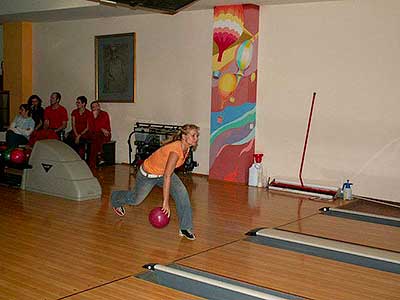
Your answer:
[88,110,111,133]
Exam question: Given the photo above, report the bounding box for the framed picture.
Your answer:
[95,33,136,103]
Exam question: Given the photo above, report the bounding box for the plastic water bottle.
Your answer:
[342,180,353,200]
[248,163,260,187]
[248,154,264,187]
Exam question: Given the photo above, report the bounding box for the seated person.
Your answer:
[65,96,91,159]
[6,104,35,148]
[26,128,58,149]
[43,92,68,140]
[27,94,44,130]
[88,101,111,168]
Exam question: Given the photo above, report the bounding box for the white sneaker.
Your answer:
[179,229,196,240]
[113,206,125,217]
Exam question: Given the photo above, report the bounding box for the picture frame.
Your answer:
[95,33,136,103]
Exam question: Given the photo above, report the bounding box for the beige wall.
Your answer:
[32,0,400,201]
[258,0,400,201]
[33,10,213,174]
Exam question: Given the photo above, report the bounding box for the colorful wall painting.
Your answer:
[209,4,259,184]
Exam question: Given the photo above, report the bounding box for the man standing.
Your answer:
[44,92,68,140]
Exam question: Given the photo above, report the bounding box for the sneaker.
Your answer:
[179,229,196,240]
[113,206,125,217]
[96,153,106,167]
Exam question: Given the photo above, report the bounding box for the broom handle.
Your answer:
[299,92,316,187]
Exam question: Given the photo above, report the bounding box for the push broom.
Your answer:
[268,92,339,200]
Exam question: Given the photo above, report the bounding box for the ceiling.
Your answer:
[0,0,337,23]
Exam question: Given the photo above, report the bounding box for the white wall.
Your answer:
[32,0,400,201]
[257,0,400,201]
[32,10,213,174]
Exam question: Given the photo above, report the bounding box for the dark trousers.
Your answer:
[88,132,111,168]
[6,130,28,149]
[65,131,90,160]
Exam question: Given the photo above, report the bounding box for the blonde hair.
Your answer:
[163,124,200,146]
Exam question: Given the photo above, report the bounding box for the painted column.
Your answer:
[3,22,32,120]
[209,4,259,184]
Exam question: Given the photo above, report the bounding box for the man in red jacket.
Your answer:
[88,101,111,168]
[43,92,68,140]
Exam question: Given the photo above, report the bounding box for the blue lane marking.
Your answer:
[246,236,400,274]
[322,210,400,227]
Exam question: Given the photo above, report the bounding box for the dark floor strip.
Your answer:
[245,235,400,274]
[320,207,400,227]
[137,263,304,300]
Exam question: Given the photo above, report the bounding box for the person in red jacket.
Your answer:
[88,101,111,168]
[43,92,68,140]
[66,96,91,159]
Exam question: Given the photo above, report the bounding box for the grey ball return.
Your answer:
[21,139,101,201]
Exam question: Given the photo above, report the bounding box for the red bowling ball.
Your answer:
[148,207,170,229]
[10,148,26,164]
[24,148,32,162]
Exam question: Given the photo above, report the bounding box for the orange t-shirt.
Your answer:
[143,141,188,175]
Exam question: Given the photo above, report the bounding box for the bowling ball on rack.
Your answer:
[3,148,12,162]
[148,207,170,229]
[10,148,26,164]
[0,142,7,152]
[24,148,32,162]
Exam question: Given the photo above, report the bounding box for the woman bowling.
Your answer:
[111,124,200,241]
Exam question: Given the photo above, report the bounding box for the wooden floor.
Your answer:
[0,164,399,300]
[179,241,400,300]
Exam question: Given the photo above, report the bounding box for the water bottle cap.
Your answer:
[342,180,353,189]
[254,153,263,163]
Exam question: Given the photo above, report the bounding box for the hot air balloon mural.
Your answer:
[210,4,260,184]
[236,39,253,78]
[235,33,258,82]
[218,73,237,99]
[213,5,244,62]
[212,70,222,79]
[218,72,238,109]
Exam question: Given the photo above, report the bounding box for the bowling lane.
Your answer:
[278,214,400,252]
[65,276,204,300]
[340,199,400,218]
[178,240,400,300]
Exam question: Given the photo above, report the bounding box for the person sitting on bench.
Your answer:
[88,101,111,168]
[65,96,91,159]
[27,94,44,130]
[43,92,68,140]
[6,104,35,148]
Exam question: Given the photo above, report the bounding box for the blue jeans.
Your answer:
[111,171,193,230]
